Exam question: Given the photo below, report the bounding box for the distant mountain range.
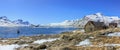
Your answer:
[0,16,30,27]
[1,13,120,27]
[44,13,120,28]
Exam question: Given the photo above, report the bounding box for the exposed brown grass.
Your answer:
[47,28,120,50]
[91,36,120,45]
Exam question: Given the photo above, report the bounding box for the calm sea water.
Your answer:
[0,27,77,38]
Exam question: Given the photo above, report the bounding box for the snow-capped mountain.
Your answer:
[0,16,30,27]
[76,13,120,28]
[2,13,119,27]
[13,19,30,25]
[47,13,120,28]
[83,13,120,26]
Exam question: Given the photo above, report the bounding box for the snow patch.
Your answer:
[0,44,20,50]
[0,44,28,50]
[104,44,120,46]
[20,44,29,47]
[76,39,91,46]
[89,37,94,39]
[80,29,85,32]
[107,32,120,36]
[1,40,8,42]
[33,38,59,44]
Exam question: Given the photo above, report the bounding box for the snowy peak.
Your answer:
[84,13,104,20]
[95,13,103,17]
[0,16,8,20]
[13,19,30,25]
[84,13,119,22]
[0,16,7,19]
[0,16,11,22]
[81,13,120,27]
[0,16,31,27]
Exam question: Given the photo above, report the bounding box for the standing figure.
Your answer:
[17,30,20,34]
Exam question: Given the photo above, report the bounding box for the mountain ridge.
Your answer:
[0,16,31,27]
[1,13,120,27]
[45,13,120,28]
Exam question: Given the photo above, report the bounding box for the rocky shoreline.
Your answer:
[0,28,120,50]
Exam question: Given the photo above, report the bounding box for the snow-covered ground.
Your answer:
[107,32,120,36]
[104,44,120,46]
[76,39,91,46]
[0,44,19,50]
[76,39,120,47]
[33,38,59,44]
[1,40,8,42]
[0,44,28,50]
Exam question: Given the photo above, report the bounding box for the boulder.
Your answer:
[35,44,47,49]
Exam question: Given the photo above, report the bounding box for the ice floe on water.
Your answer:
[33,38,59,44]
[76,39,91,46]
[107,32,120,36]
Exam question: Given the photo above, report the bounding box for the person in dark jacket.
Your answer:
[17,30,20,34]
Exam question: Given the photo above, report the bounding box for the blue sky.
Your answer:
[0,0,120,24]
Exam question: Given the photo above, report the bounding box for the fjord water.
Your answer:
[0,27,77,38]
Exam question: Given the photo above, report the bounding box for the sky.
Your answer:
[0,0,120,24]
